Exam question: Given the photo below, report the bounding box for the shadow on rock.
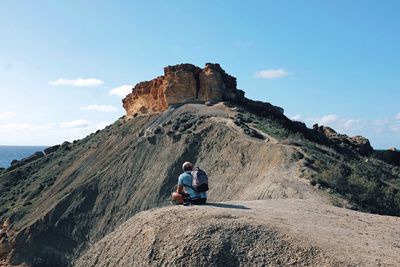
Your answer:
[205,202,250,210]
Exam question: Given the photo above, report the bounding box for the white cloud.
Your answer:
[390,124,400,133]
[0,123,51,133]
[395,113,400,120]
[343,119,363,129]
[109,85,132,97]
[48,78,103,87]
[318,114,338,125]
[254,68,288,79]
[290,114,302,121]
[0,119,113,146]
[290,113,365,132]
[81,104,118,112]
[0,111,15,120]
[373,119,390,127]
[60,119,92,129]
[0,122,53,145]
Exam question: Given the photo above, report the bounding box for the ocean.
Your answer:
[0,146,48,168]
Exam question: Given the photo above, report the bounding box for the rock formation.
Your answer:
[10,151,45,170]
[122,63,283,117]
[313,124,373,156]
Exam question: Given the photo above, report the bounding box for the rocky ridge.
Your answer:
[313,123,373,156]
[123,63,375,157]
[0,63,399,266]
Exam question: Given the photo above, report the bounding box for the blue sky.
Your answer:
[0,1,399,148]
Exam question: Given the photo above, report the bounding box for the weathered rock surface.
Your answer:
[313,124,373,156]
[44,145,60,155]
[9,151,45,169]
[122,63,283,117]
[76,199,400,267]
[0,219,13,258]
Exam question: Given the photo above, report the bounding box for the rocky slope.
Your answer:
[0,63,399,266]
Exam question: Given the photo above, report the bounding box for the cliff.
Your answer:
[122,63,283,117]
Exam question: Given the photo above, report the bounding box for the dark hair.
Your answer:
[183,163,193,172]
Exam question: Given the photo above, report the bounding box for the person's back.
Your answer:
[178,171,207,202]
[171,161,207,205]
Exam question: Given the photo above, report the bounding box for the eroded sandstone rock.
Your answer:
[122,63,283,117]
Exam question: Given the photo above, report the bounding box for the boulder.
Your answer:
[44,145,60,155]
[321,126,338,138]
[348,136,373,156]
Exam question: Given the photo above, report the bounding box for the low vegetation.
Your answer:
[252,112,400,216]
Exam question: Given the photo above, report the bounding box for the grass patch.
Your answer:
[254,120,291,140]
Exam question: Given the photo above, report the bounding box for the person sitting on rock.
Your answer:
[171,161,207,205]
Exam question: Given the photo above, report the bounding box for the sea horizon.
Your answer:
[0,144,48,148]
[0,145,48,168]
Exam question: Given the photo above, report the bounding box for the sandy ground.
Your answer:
[76,199,400,267]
